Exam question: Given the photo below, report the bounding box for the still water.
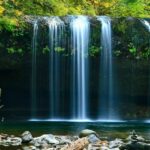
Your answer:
[1,121,150,139]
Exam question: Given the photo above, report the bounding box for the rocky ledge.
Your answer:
[0,129,150,150]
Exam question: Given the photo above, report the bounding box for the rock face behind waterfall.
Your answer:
[0,16,150,120]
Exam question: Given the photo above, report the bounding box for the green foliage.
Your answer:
[0,17,18,31]
[117,20,127,34]
[12,28,25,37]
[42,46,65,54]
[7,47,23,54]
[114,50,122,56]
[140,48,150,59]
[0,0,149,58]
[55,47,65,53]
[108,0,149,17]
[0,0,149,18]
[7,47,15,54]
[17,48,23,54]
[128,43,137,55]
[89,46,100,56]
[42,46,50,54]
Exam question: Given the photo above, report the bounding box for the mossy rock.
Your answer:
[79,129,97,138]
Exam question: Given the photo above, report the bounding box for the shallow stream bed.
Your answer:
[1,121,150,139]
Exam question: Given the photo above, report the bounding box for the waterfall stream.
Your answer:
[140,19,150,32]
[47,17,64,119]
[70,16,90,120]
[97,16,117,120]
[31,20,38,118]
[29,16,150,122]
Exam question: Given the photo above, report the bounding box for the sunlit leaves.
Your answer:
[14,10,22,16]
[0,6,4,15]
[0,0,149,18]
[0,17,18,31]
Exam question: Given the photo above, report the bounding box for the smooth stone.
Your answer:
[11,137,22,146]
[0,137,22,146]
[32,134,59,147]
[109,138,124,149]
[0,133,8,139]
[79,129,97,138]
[56,136,72,144]
[23,146,37,150]
[127,130,145,143]
[127,135,145,142]
[88,134,100,143]
[41,134,59,144]
[99,146,110,150]
[21,131,33,143]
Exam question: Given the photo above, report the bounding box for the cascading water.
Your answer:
[70,16,90,120]
[28,16,150,122]
[97,16,116,120]
[30,16,123,122]
[31,20,38,118]
[47,17,64,119]
[141,19,150,123]
[140,19,150,32]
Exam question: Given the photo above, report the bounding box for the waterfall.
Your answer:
[97,16,116,120]
[140,19,150,32]
[47,17,64,119]
[30,16,121,122]
[70,16,90,120]
[31,20,38,118]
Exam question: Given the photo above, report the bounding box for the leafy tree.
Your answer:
[0,0,149,30]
